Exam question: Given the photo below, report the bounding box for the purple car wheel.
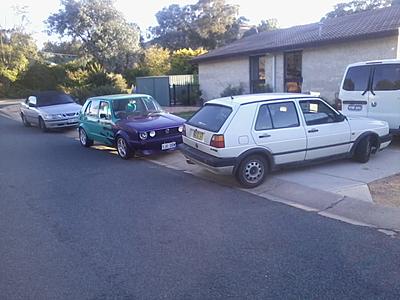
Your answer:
[117,137,132,159]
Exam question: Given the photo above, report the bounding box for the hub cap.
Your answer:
[117,138,127,157]
[244,160,264,183]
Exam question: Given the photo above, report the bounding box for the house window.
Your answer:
[250,55,267,93]
[284,51,302,93]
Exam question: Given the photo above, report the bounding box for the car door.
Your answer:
[340,65,372,117]
[299,99,351,160]
[83,100,101,141]
[97,100,114,145]
[24,96,40,124]
[251,101,307,165]
[368,64,400,130]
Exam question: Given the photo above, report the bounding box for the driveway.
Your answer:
[2,114,400,299]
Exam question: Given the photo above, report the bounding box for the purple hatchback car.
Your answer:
[78,94,186,159]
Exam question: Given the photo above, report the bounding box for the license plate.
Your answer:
[68,118,78,123]
[348,104,363,111]
[161,142,176,151]
[193,129,204,141]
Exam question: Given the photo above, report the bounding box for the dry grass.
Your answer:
[369,174,400,208]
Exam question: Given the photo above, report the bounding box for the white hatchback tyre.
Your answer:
[236,155,268,188]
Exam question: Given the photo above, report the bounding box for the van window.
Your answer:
[372,64,400,91]
[343,66,371,91]
[187,104,232,132]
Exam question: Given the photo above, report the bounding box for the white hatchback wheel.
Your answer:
[236,155,268,188]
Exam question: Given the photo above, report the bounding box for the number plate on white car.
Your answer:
[161,142,176,150]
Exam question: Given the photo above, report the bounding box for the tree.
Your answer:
[324,0,393,19]
[140,46,171,76]
[150,4,196,50]
[170,48,208,75]
[242,19,278,38]
[41,40,82,64]
[46,0,141,72]
[150,0,243,50]
[0,29,38,83]
[192,0,240,49]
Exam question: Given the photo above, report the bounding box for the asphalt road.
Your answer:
[1,115,400,300]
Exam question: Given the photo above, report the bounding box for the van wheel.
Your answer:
[21,114,30,127]
[353,136,372,163]
[39,117,48,132]
[116,137,132,159]
[79,128,93,147]
[236,155,268,188]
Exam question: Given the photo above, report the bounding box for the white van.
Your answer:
[338,59,400,133]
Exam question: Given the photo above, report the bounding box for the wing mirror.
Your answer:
[99,113,108,119]
[28,96,37,107]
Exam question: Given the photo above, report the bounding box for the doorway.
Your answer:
[284,51,302,93]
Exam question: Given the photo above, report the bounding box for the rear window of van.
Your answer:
[187,104,232,132]
[343,66,371,91]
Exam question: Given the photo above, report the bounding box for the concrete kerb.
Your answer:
[2,102,400,234]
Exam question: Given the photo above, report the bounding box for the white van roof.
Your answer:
[347,59,400,68]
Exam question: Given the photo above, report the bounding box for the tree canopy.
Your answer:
[0,29,38,83]
[47,0,141,72]
[150,0,243,50]
[323,0,399,19]
[241,19,278,38]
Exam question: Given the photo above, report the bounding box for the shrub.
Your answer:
[68,85,126,104]
[17,63,66,91]
[220,83,245,97]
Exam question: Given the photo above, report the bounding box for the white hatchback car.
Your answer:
[180,93,392,188]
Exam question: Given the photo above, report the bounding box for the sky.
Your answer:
[0,0,349,48]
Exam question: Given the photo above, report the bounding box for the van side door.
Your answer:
[251,101,307,165]
[340,65,372,117]
[368,64,400,131]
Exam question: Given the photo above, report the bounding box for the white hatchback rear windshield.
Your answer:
[187,104,232,132]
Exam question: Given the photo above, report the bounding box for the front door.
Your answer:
[368,64,400,130]
[251,101,307,165]
[284,51,302,93]
[299,99,351,160]
[340,65,372,117]
[97,100,114,145]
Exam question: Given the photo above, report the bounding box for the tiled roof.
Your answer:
[193,6,400,62]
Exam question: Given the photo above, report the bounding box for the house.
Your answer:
[192,6,400,103]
